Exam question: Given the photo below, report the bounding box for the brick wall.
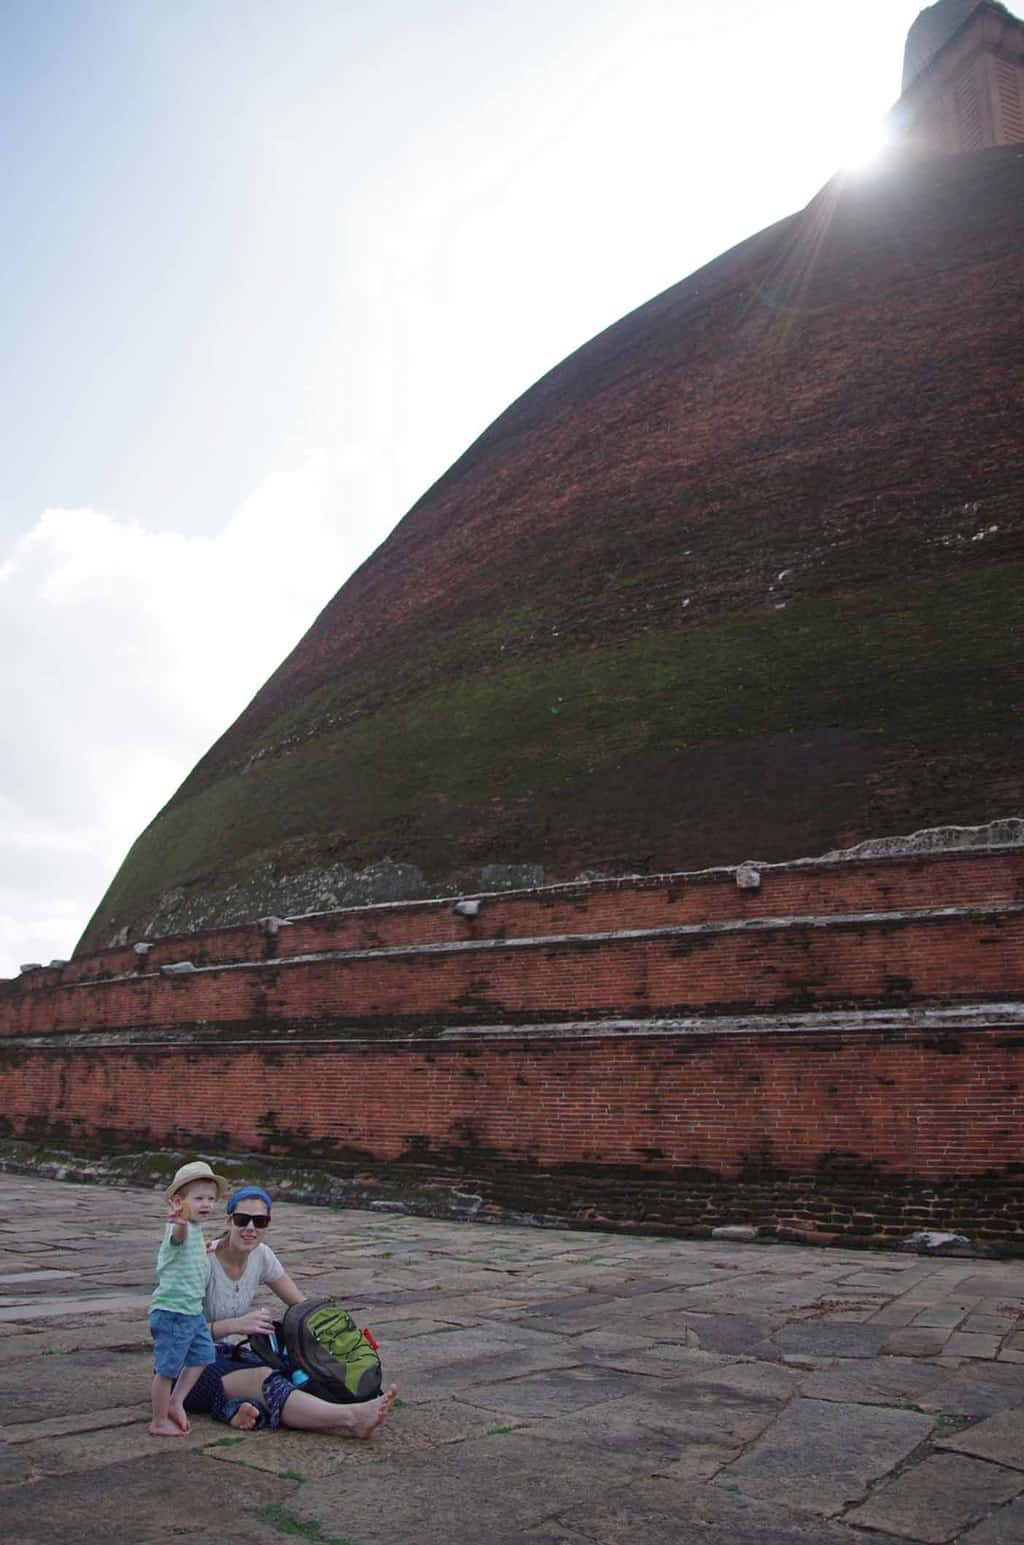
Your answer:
[12,846,1024,989]
[1,1023,1021,1242]
[1,906,1022,1039]
[3,846,1023,1245]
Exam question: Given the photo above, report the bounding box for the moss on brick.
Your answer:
[86,559,1024,945]
[78,148,1024,952]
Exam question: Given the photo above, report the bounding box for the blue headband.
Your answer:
[226,1185,272,1215]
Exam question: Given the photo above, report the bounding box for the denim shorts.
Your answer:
[150,1308,216,1379]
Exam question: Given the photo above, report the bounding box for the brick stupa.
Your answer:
[79,4,1024,953]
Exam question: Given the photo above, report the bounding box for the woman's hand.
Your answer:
[234,1308,276,1336]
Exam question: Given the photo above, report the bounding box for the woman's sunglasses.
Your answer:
[230,1211,270,1229]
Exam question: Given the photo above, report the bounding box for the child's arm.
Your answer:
[166,1194,190,1244]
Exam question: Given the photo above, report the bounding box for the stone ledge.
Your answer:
[14,902,1024,996]
[5,1000,1024,1050]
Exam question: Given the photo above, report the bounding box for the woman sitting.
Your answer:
[185,1185,396,1437]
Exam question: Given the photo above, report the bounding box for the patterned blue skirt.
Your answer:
[184,1345,295,1428]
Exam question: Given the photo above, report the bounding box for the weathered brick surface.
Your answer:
[274,848,1024,960]
[78,145,1024,956]
[9,846,1024,989]
[3,846,1023,1242]
[5,1023,1020,1178]
[1,1025,1022,1240]
[1,906,1021,1039]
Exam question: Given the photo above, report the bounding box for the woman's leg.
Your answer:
[219,1368,398,1438]
[187,1362,263,1431]
[277,1382,398,1438]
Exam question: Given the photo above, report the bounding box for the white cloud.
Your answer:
[0,0,926,981]
[0,444,376,978]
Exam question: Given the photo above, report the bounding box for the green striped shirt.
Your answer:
[151,1222,209,1314]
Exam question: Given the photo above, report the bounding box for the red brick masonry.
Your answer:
[3,847,1023,1245]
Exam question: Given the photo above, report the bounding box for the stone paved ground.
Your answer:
[1,1174,1023,1545]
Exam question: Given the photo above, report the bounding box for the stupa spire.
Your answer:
[895,0,1024,152]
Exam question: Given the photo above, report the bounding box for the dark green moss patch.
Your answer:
[247,1505,355,1545]
[83,559,1024,949]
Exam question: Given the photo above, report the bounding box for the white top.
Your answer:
[204,1238,285,1326]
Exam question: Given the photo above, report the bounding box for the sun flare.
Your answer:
[842,117,891,171]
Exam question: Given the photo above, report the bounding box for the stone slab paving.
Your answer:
[0,1173,1023,1545]
[937,1410,1024,1470]
[961,1496,1024,1543]
[720,1395,935,1514]
[511,1477,896,1544]
[917,1371,1024,1421]
[846,1453,1024,1542]
[0,1453,293,1545]
[799,1355,950,1407]
[885,1326,959,1358]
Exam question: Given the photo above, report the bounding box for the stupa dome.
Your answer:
[78,142,1024,952]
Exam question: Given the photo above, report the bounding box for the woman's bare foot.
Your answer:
[349,1384,398,1439]
[148,1417,185,1437]
[167,1403,191,1434]
[229,1401,261,1431]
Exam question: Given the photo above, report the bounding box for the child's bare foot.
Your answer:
[229,1401,261,1431]
[350,1384,398,1439]
[148,1418,185,1438]
[168,1403,191,1434]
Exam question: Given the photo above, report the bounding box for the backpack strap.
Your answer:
[237,1322,289,1374]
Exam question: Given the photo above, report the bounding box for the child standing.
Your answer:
[149,1160,229,1437]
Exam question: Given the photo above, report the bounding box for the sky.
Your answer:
[1,0,931,977]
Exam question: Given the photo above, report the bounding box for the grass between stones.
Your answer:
[248,1503,356,1545]
[931,1413,973,1434]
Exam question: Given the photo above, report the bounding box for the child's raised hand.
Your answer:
[167,1194,191,1224]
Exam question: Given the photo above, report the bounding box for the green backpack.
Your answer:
[248,1298,383,1403]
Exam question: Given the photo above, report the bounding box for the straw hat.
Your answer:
[163,1160,229,1203]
